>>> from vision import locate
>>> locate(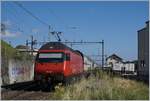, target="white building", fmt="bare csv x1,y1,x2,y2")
16,45,38,56
83,55,100,71
123,61,137,74
106,54,124,71
106,54,137,74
